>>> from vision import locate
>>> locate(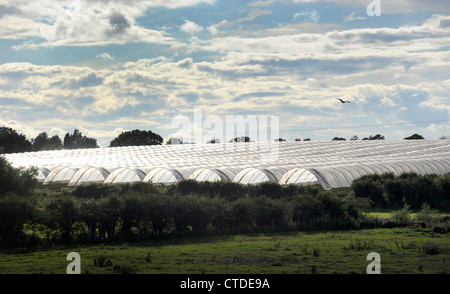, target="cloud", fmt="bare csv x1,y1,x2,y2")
107,11,132,35
4,0,214,49
345,12,366,22
180,20,203,34
96,52,114,60
1,13,449,142
211,8,272,32
292,10,320,23
310,0,450,14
